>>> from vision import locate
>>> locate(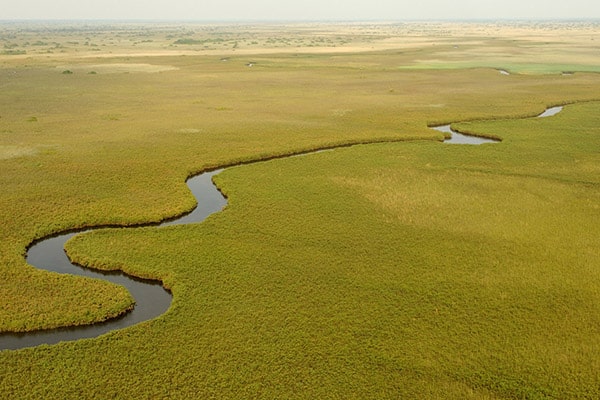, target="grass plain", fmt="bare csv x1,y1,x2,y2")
1,21,600,398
